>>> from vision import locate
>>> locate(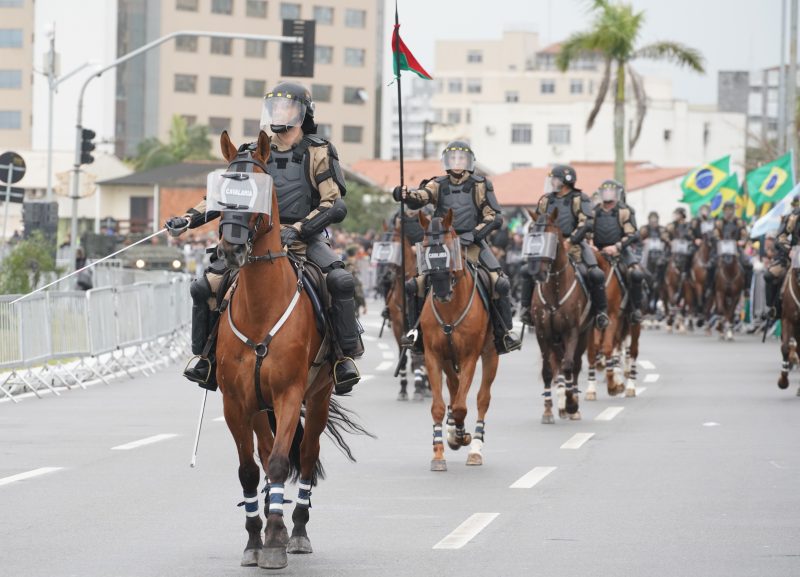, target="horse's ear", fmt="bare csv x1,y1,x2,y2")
418,210,430,231
220,131,237,163
255,130,270,163
443,208,454,231
548,206,559,224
